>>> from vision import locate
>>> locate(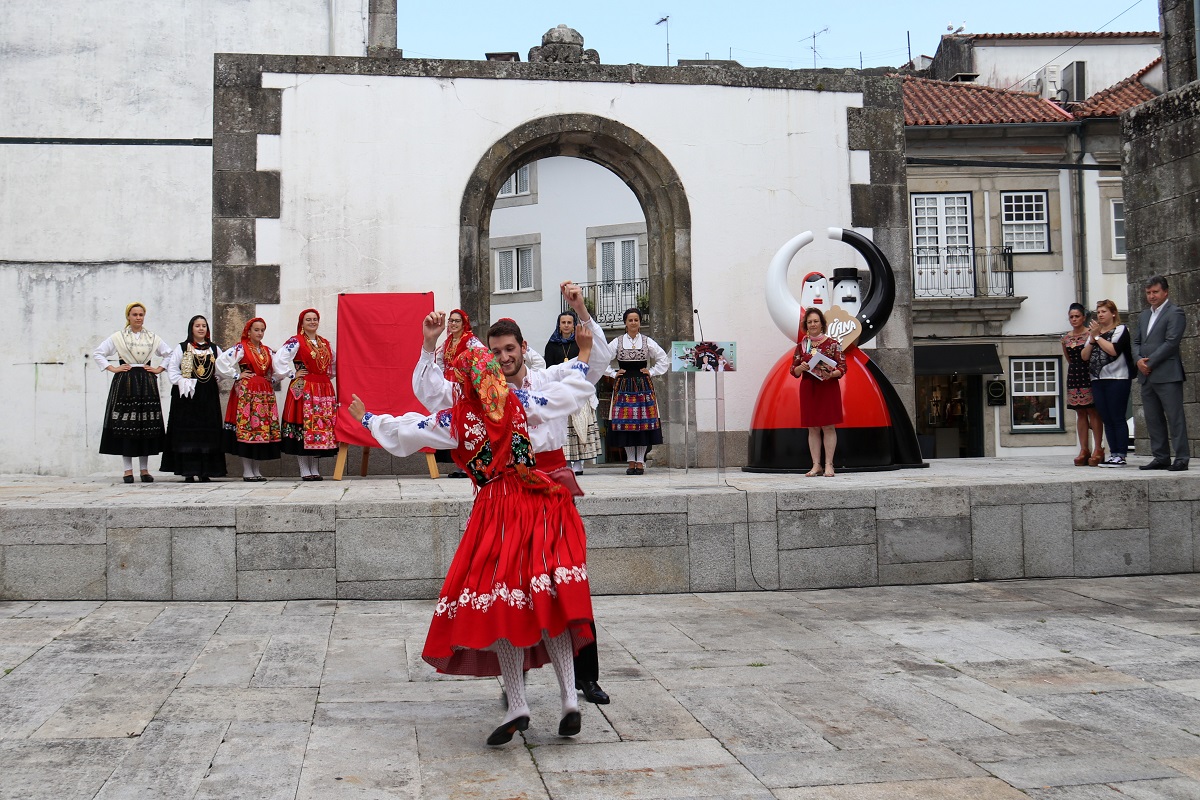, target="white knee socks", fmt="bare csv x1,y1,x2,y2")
242,459,256,479
297,455,316,477
138,455,149,472
491,639,530,724
542,630,580,715
624,446,647,464
122,456,133,472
